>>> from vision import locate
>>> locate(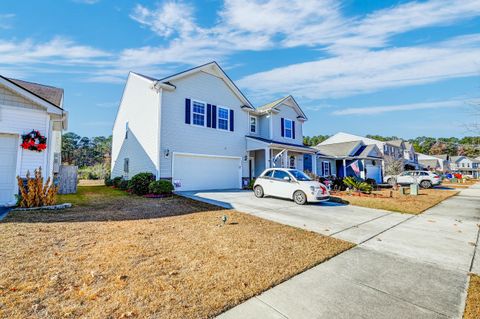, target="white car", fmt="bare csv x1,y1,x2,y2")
384,170,442,188
253,168,330,205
